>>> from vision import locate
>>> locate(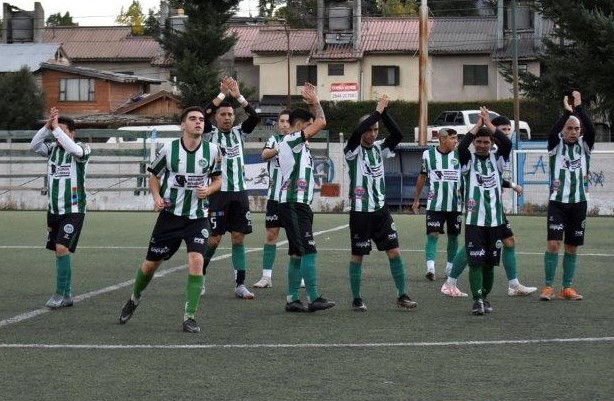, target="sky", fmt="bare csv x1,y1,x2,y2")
6,0,259,25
